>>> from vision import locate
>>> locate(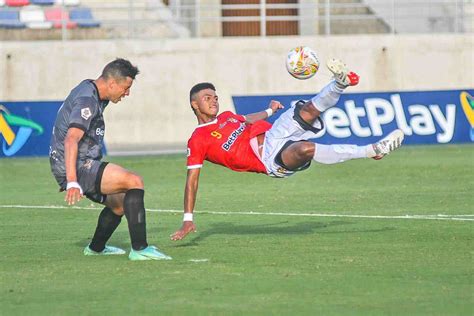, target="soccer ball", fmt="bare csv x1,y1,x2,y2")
286,46,320,80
